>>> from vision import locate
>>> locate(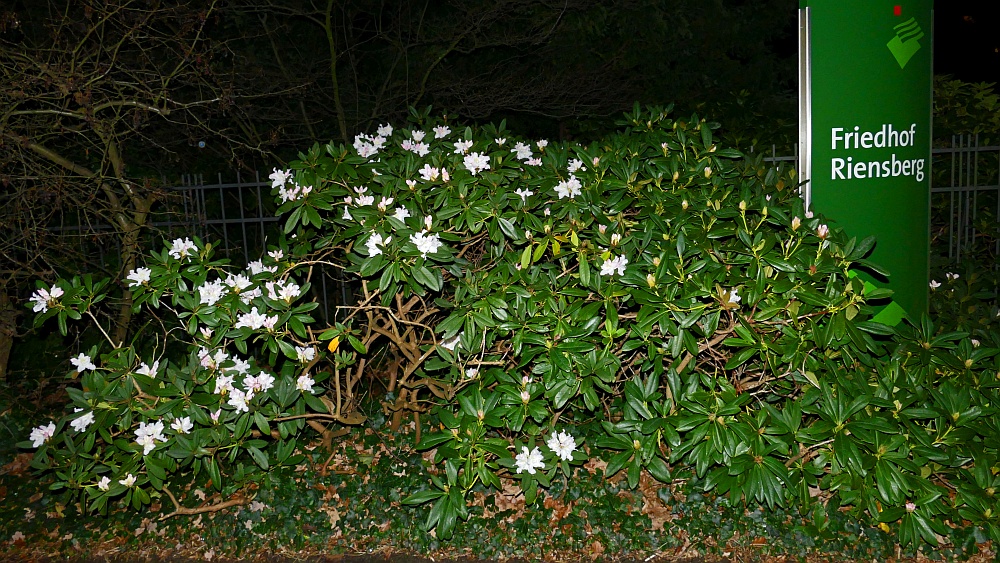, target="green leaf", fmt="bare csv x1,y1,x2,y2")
247,446,269,470
402,489,445,506
412,265,443,292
